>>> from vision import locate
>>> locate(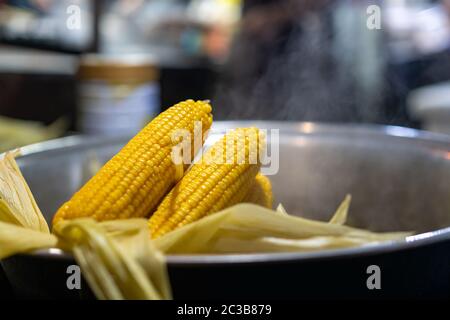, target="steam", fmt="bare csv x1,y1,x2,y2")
213,2,385,123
